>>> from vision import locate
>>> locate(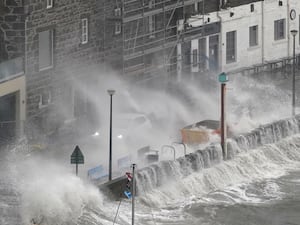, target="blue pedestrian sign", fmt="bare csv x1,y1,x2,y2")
124,190,132,199
218,72,228,83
